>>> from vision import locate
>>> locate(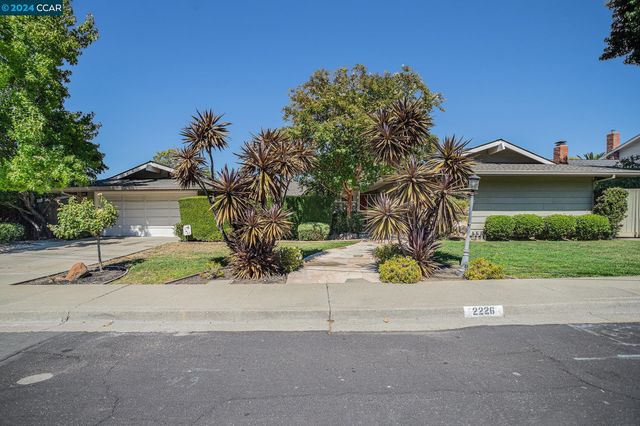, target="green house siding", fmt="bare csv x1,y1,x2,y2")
471,176,594,232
